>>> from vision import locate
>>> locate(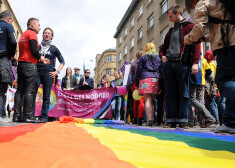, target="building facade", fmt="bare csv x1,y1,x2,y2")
0,0,23,60
94,49,116,88
114,0,210,71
